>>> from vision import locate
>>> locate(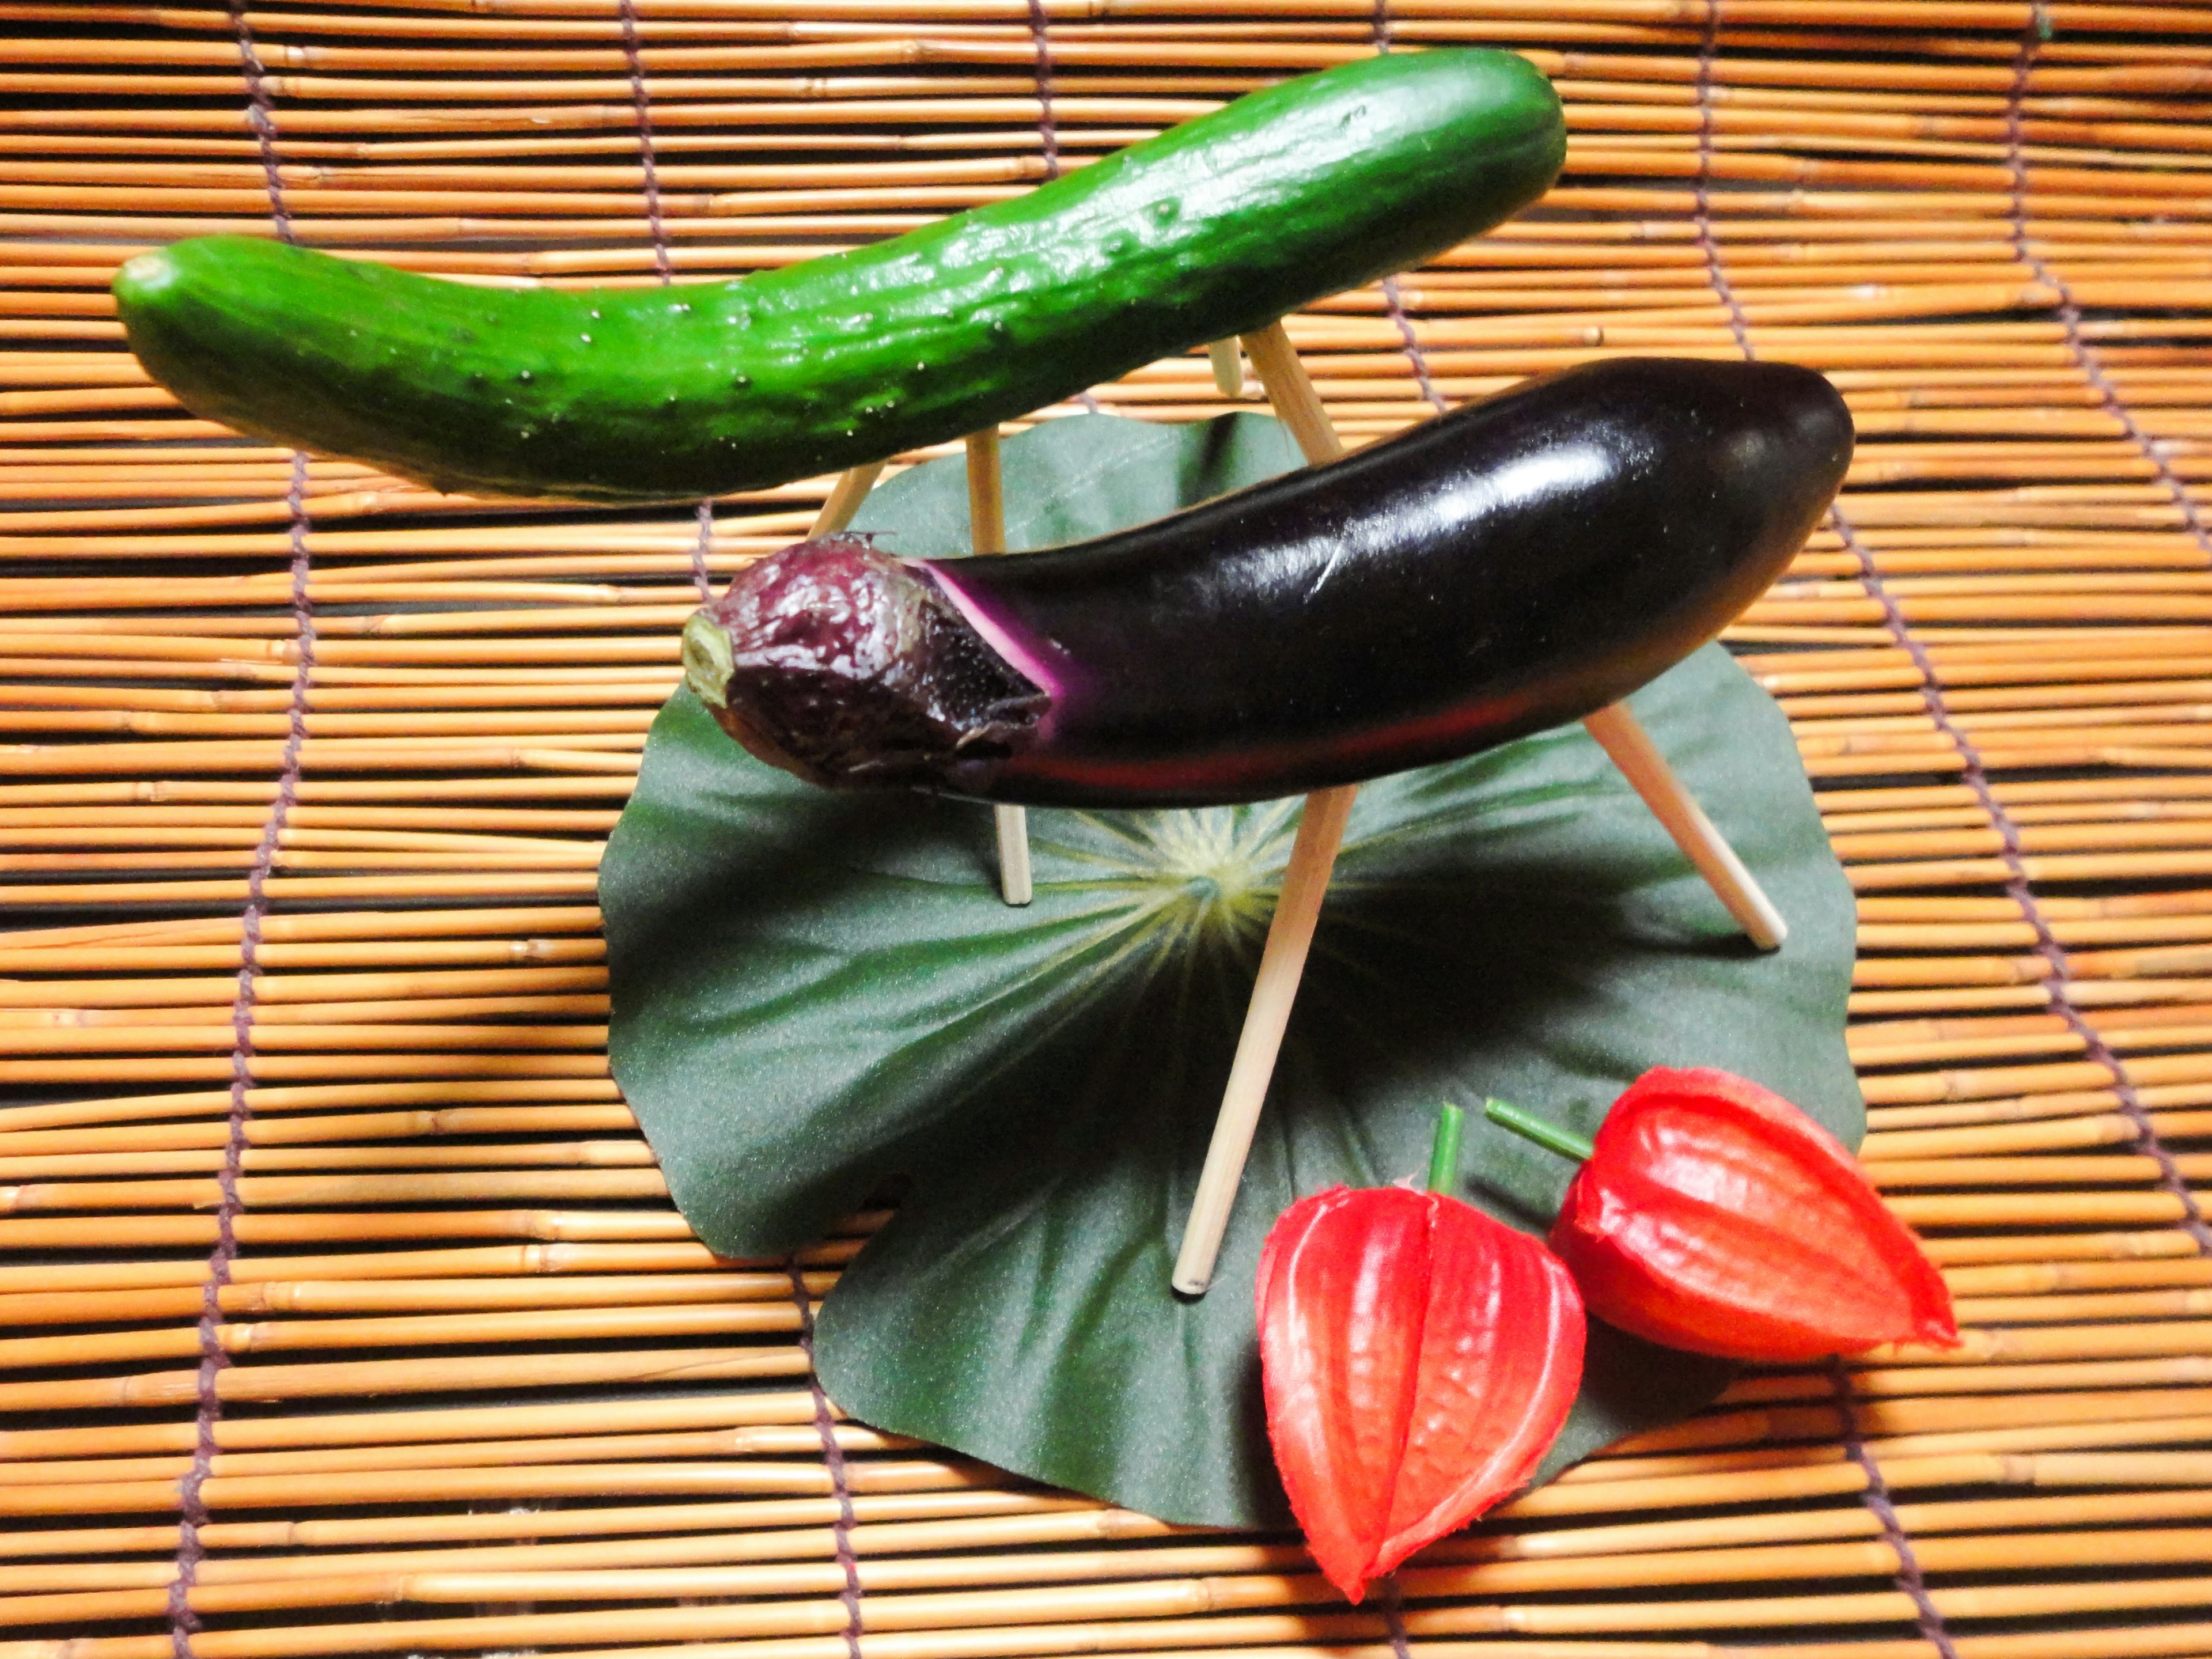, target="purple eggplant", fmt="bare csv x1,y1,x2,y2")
680,357,1851,808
